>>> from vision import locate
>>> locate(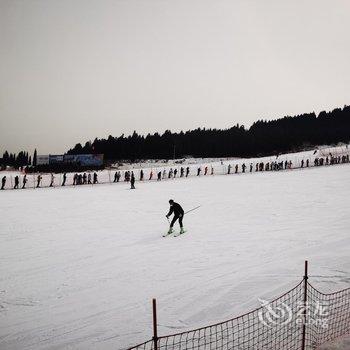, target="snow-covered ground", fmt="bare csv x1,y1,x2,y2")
0,162,349,349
